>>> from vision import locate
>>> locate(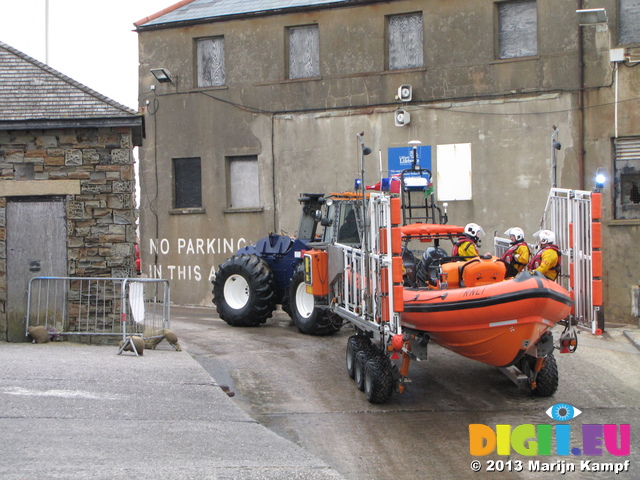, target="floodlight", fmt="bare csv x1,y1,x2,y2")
150,68,173,84
576,8,607,26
